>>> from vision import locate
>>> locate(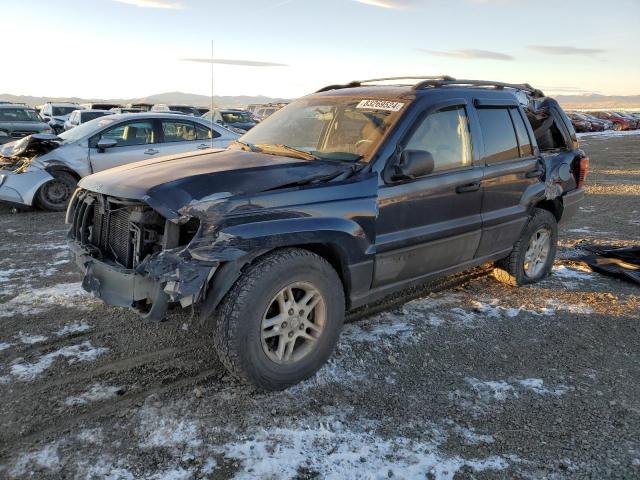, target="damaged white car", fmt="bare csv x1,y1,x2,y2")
0,113,239,211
